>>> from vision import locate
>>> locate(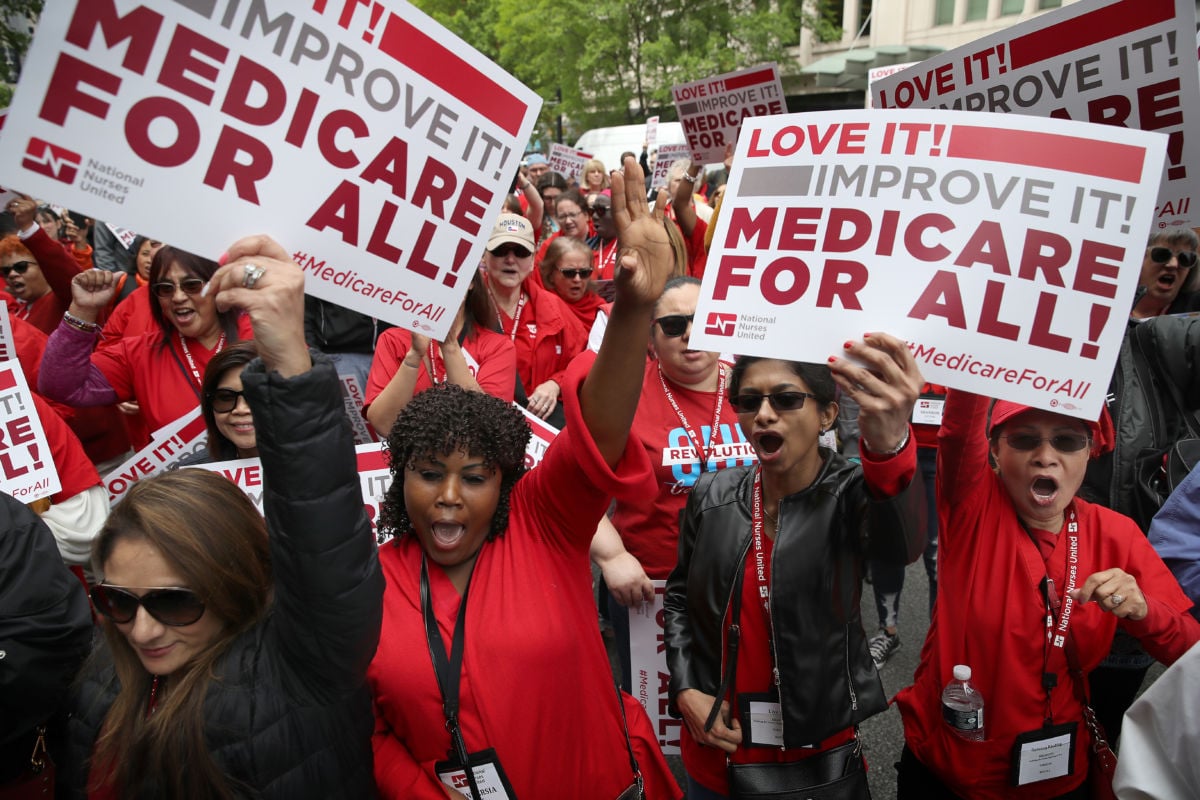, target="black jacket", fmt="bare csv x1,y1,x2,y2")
0,494,92,783
664,449,925,746
303,297,391,354
55,355,385,798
